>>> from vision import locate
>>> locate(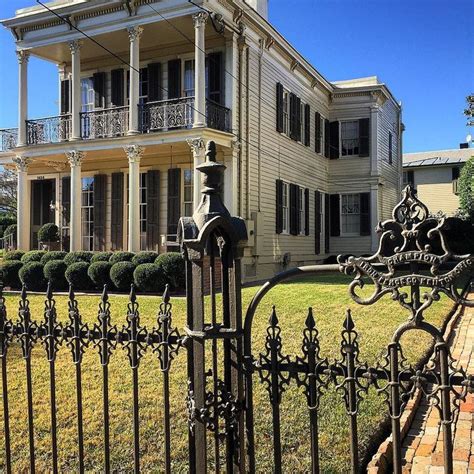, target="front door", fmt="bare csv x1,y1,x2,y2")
30,178,56,249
